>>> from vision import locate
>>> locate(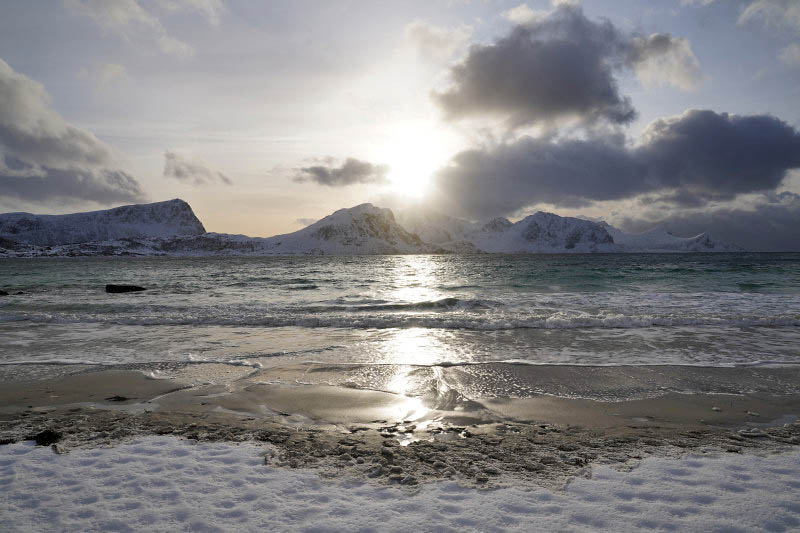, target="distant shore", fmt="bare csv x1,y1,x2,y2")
2,363,799,489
